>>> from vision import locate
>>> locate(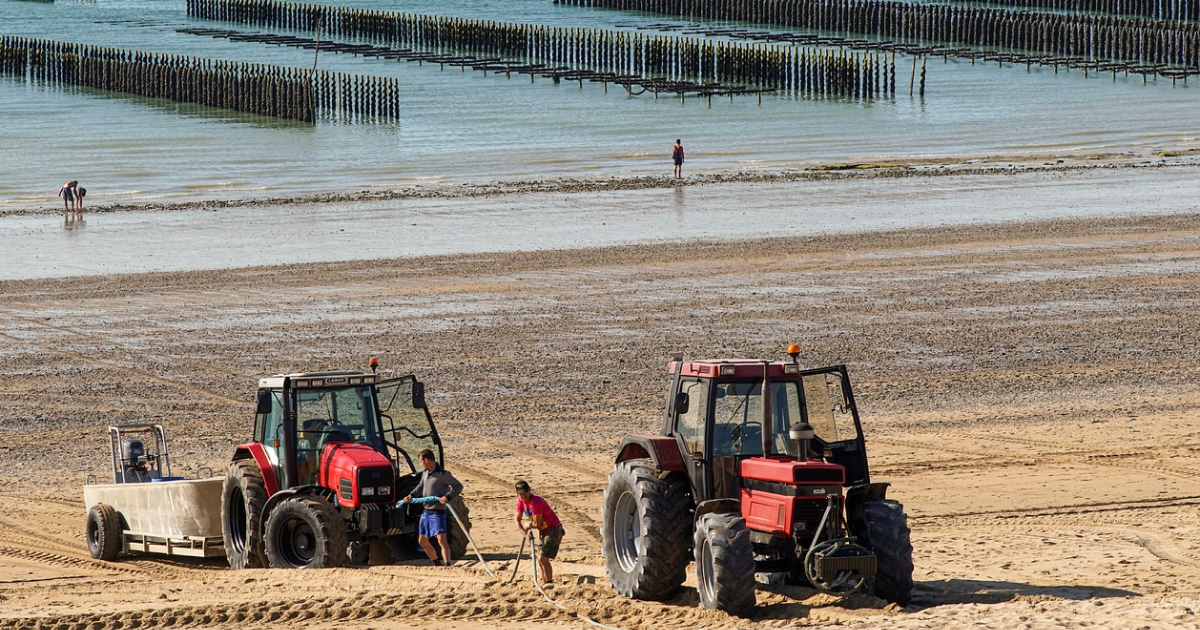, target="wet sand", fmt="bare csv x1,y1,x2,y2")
1,161,1200,629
